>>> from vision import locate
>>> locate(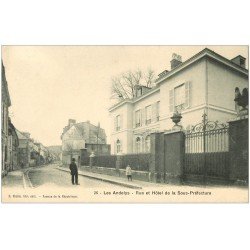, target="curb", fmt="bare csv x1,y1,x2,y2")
56,167,142,189
23,169,34,188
